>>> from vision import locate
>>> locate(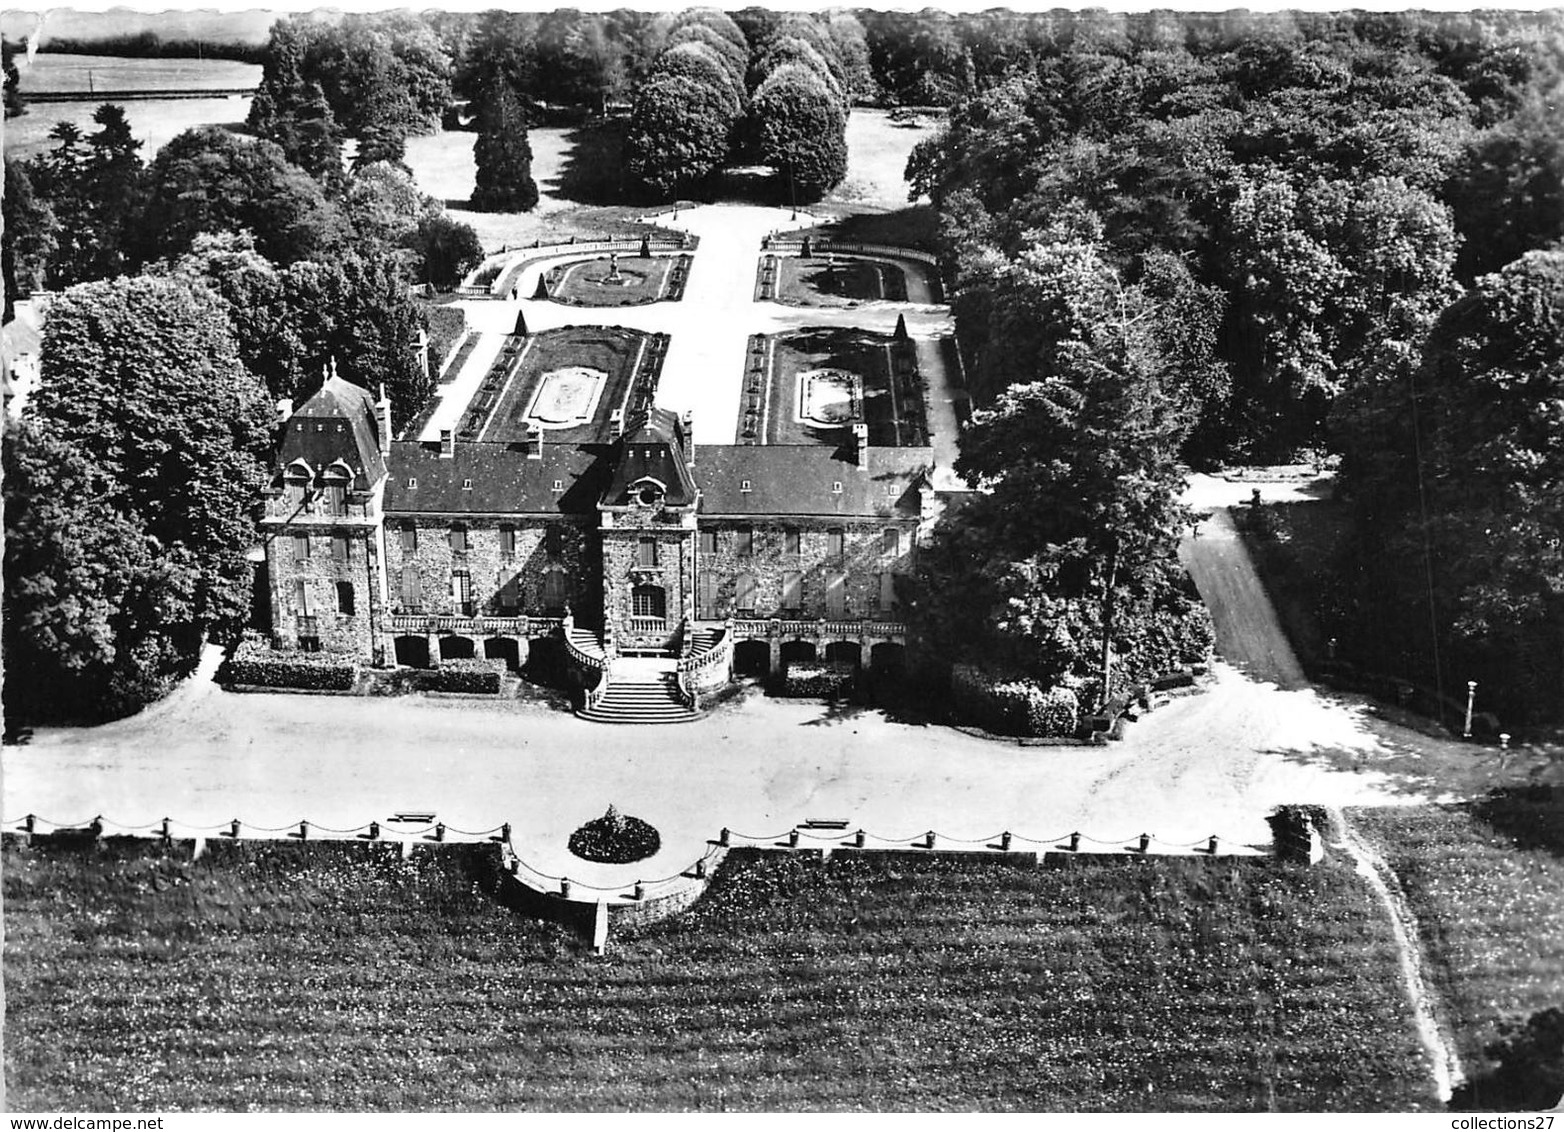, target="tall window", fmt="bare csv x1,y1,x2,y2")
827,528,845,559
735,572,757,615
784,528,800,556
498,574,520,613
545,524,563,558
452,569,472,615
401,524,418,553
449,526,468,555
826,573,846,619
322,483,345,514
698,572,718,619
882,528,900,557
293,578,312,615
881,572,898,613
638,536,658,568
336,581,356,616
736,526,754,556
500,526,516,557
632,584,666,619
781,571,802,612
699,529,717,556
292,534,311,564
332,535,349,563
541,568,568,613
400,569,422,611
